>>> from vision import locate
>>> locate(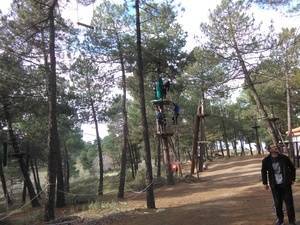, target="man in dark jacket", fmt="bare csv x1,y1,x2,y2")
261,144,296,225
